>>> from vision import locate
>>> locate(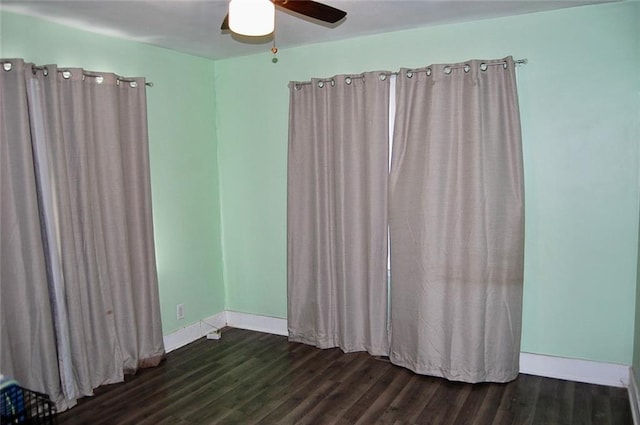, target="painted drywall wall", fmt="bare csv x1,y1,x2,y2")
633,0,640,385
0,11,225,334
215,1,640,365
